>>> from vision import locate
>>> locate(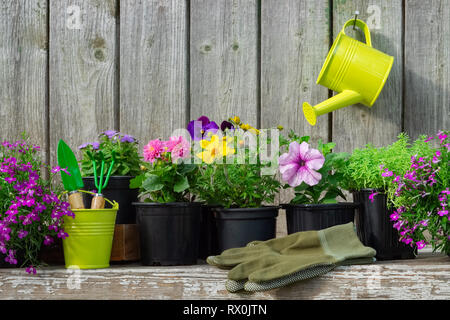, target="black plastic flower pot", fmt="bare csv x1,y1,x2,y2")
83,176,138,224
198,205,220,259
212,207,279,252
133,202,202,266
353,189,416,261
282,203,357,234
